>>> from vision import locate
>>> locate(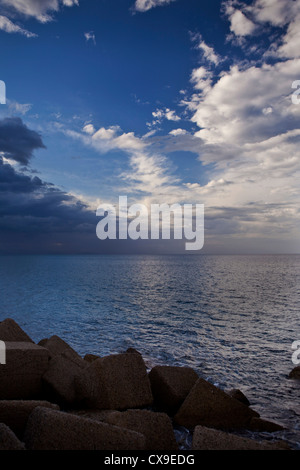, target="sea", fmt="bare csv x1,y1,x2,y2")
0,254,299,449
